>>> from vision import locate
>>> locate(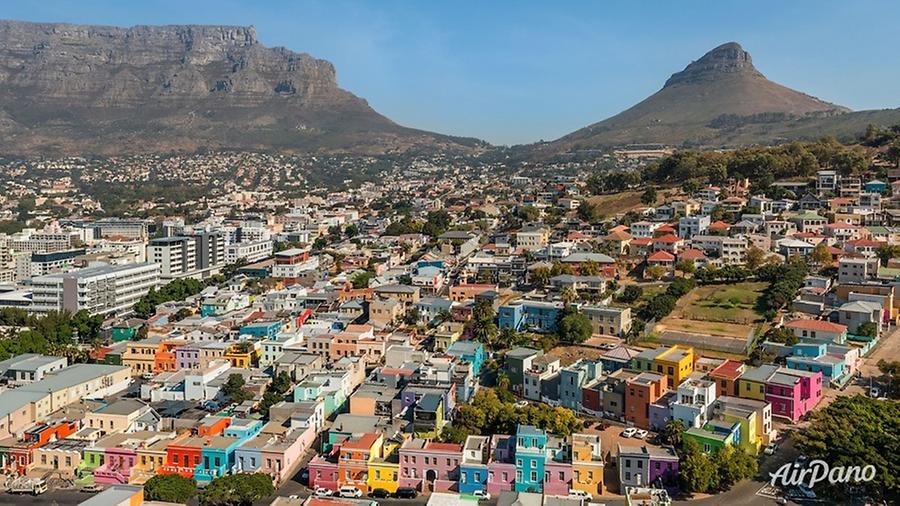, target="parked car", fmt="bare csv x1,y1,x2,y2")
313,487,333,497
764,442,778,455
369,488,390,498
514,400,529,408
634,429,648,439
395,487,418,499
621,427,637,438
80,484,104,493
568,489,593,501
338,486,362,498
869,386,881,398
473,490,491,501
